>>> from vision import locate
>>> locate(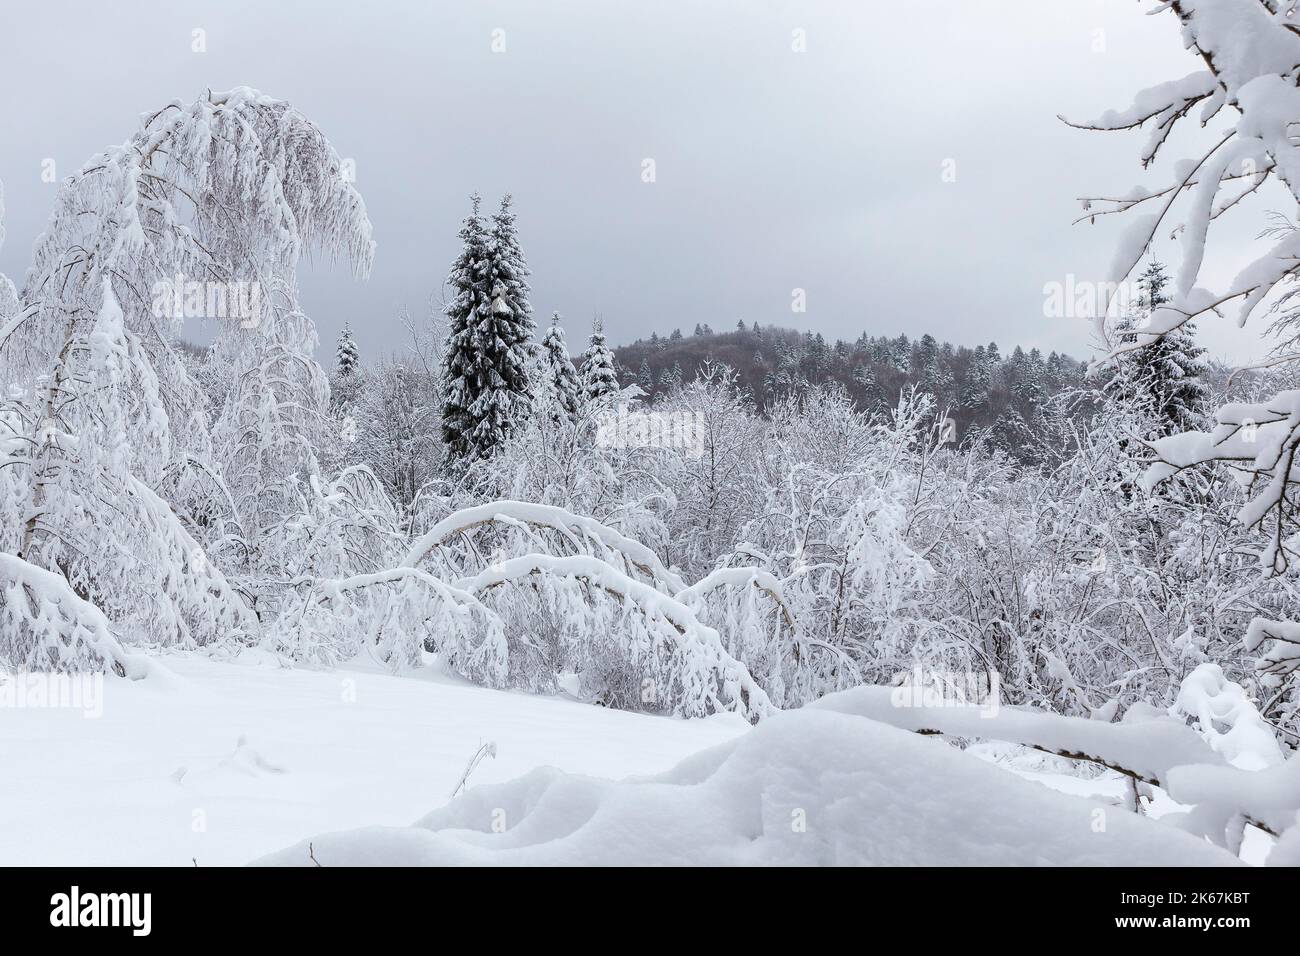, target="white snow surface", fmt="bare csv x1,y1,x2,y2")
0,653,747,866
1,656,1262,866
257,688,1240,867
